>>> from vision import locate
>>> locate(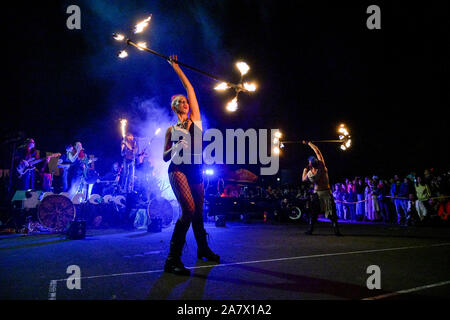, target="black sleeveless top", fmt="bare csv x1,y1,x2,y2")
168,119,203,183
